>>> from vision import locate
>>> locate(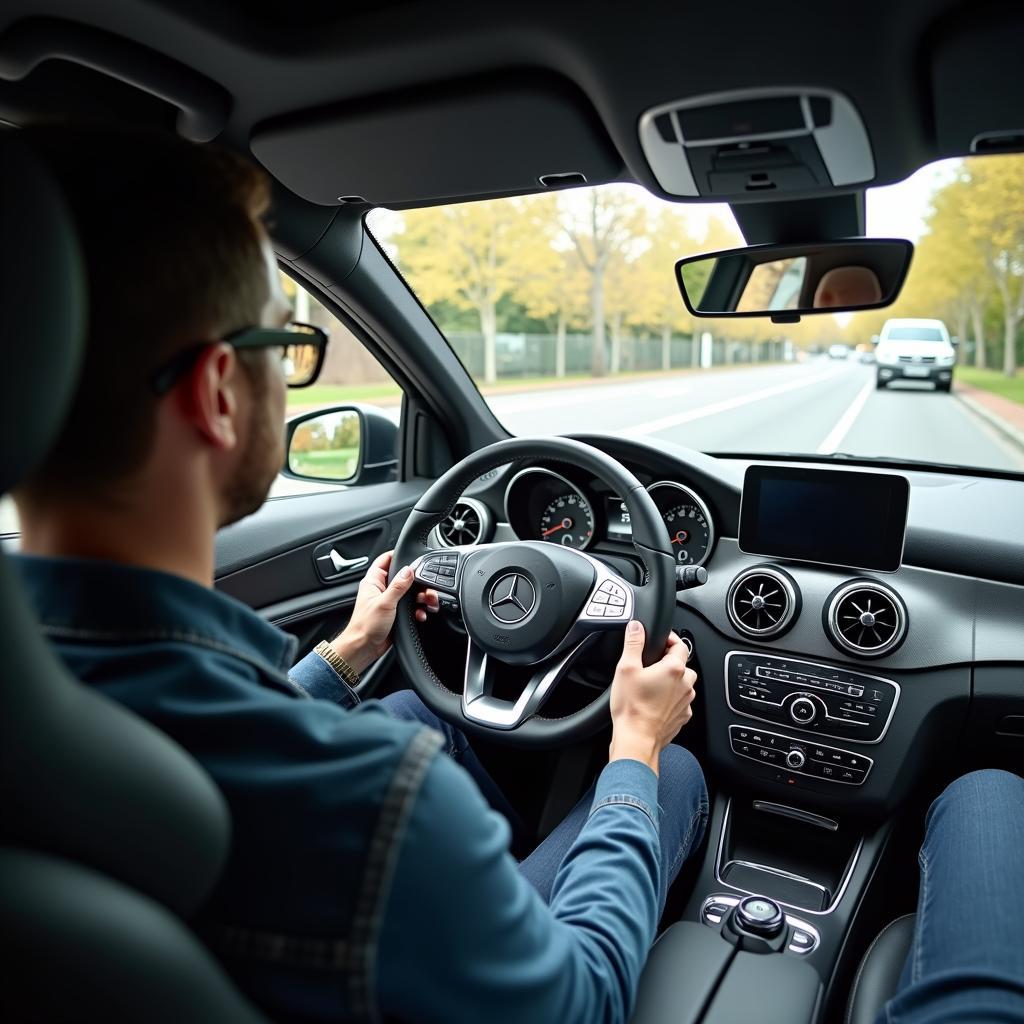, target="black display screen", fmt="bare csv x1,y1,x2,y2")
606,496,633,539
738,466,909,572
